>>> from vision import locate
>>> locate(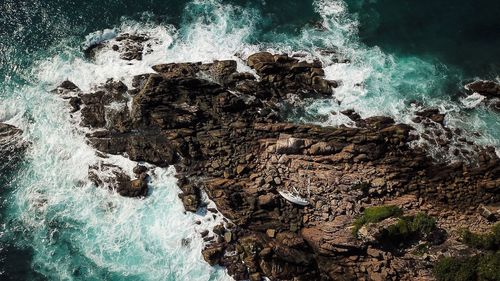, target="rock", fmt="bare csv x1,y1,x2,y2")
113,33,150,61
258,194,275,208
83,43,106,60
478,204,498,221
236,164,247,175
133,164,148,175
466,80,500,98
0,123,28,174
266,229,276,238
69,97,82,113
58,80,79,91
301,216,363,256
206,60,237,84
276,135,305,154
178,181,201,213
414,108,445,124
224,231,233,243
366,247,383,259
88,162,148,197
247,52,274,69
202,245,224,266
152,62,200,79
